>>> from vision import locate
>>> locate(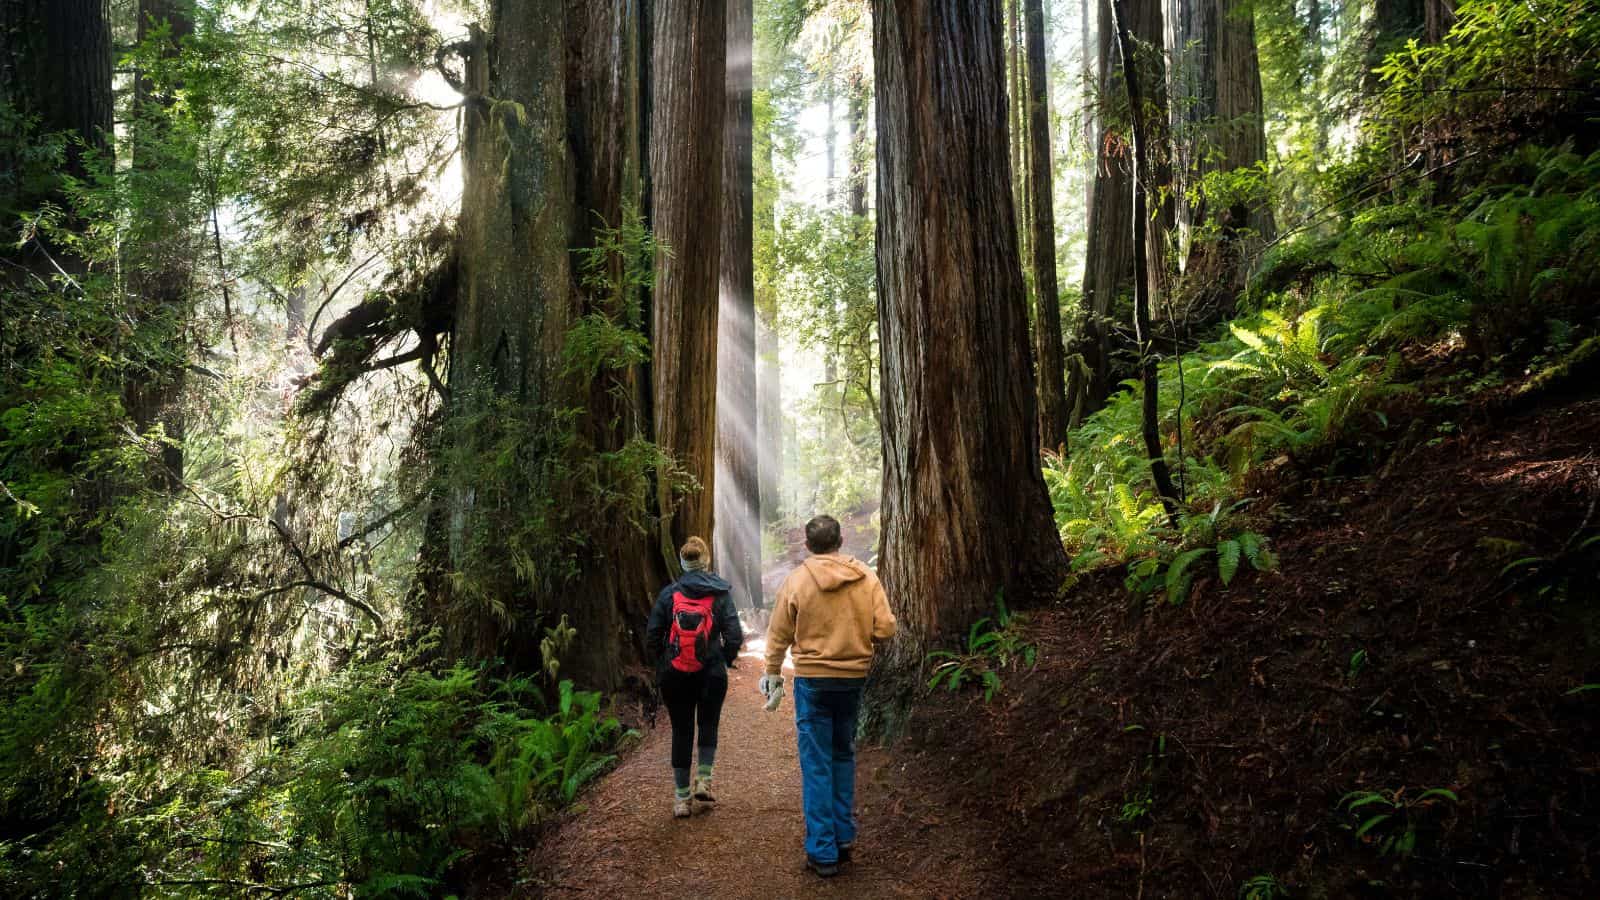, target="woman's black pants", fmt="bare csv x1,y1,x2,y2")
660,668,728,769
